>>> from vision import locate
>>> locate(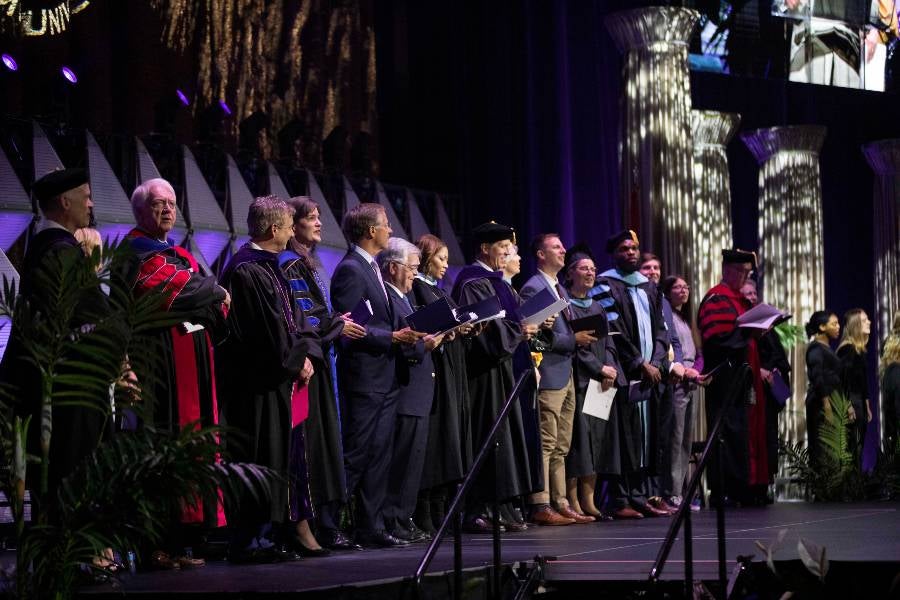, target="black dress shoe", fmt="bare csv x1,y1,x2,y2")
356,530,411,548
320,529,363,551
284,536,332,558
463,516,505,534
